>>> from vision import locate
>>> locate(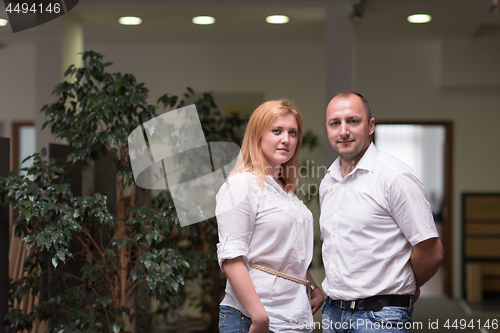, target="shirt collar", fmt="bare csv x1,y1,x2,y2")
327,142,378,180
356,142,378,172
327,157,342,181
